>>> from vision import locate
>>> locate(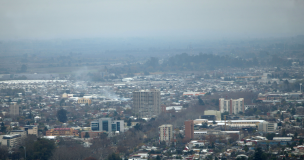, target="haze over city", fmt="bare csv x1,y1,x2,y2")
1,0,304,160
1,0,304,40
